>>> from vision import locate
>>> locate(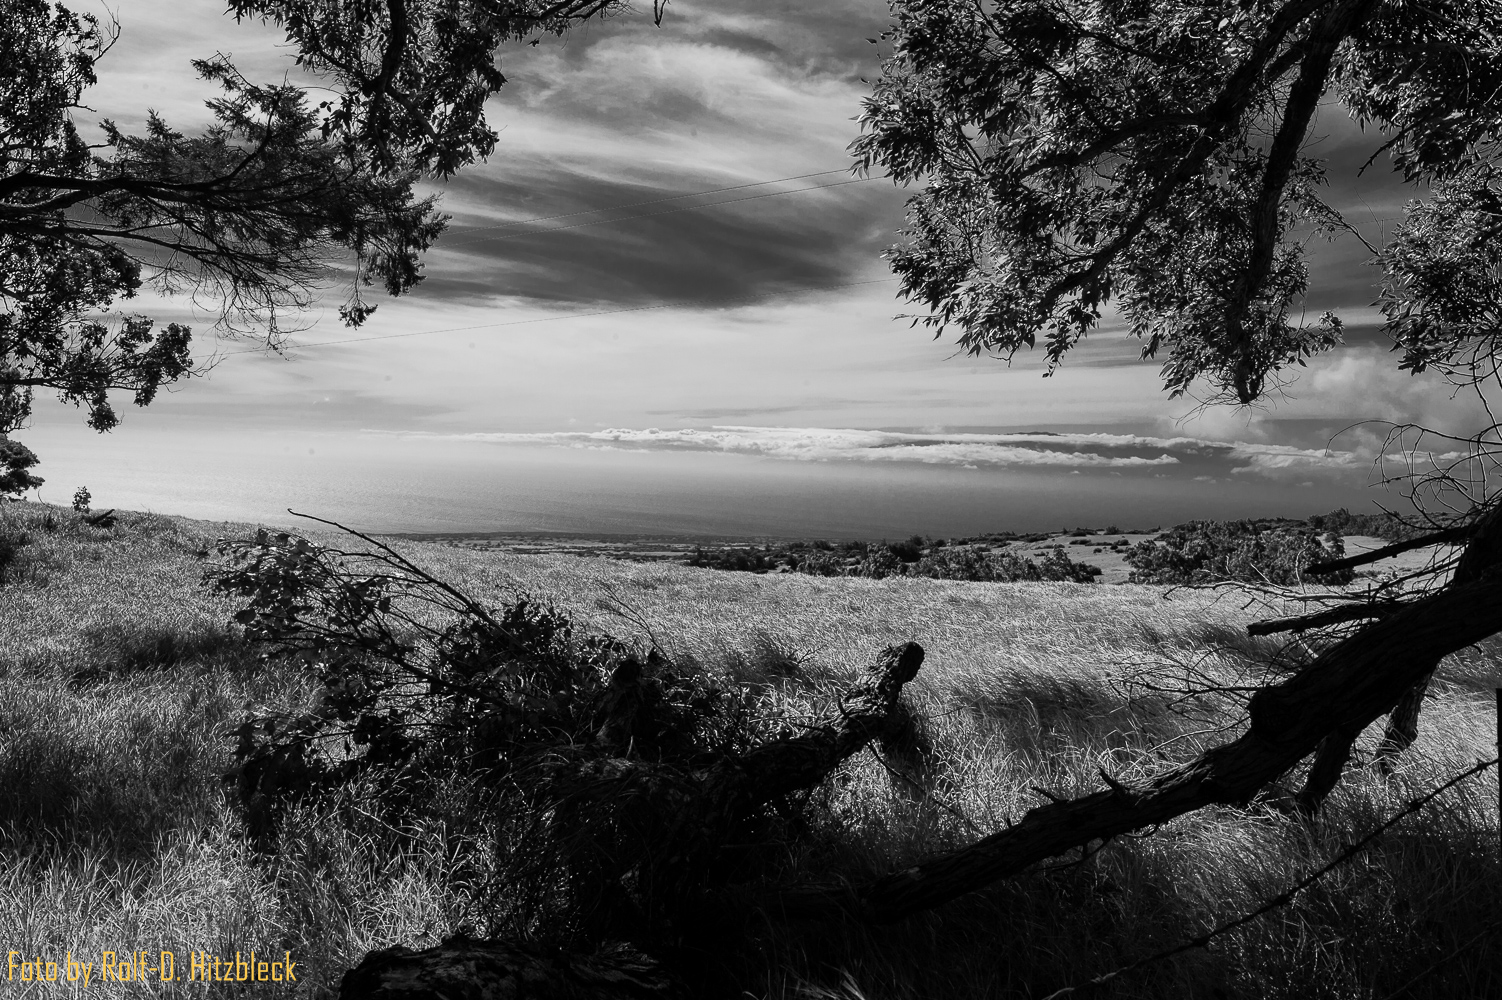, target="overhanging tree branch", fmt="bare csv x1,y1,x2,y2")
857,571,1502,922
